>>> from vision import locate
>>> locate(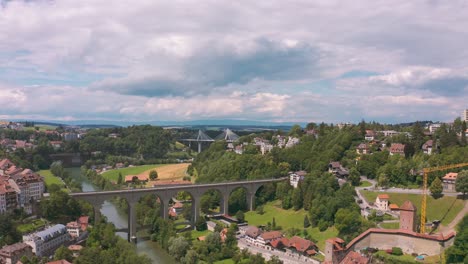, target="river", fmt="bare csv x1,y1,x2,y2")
66,168,176,264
